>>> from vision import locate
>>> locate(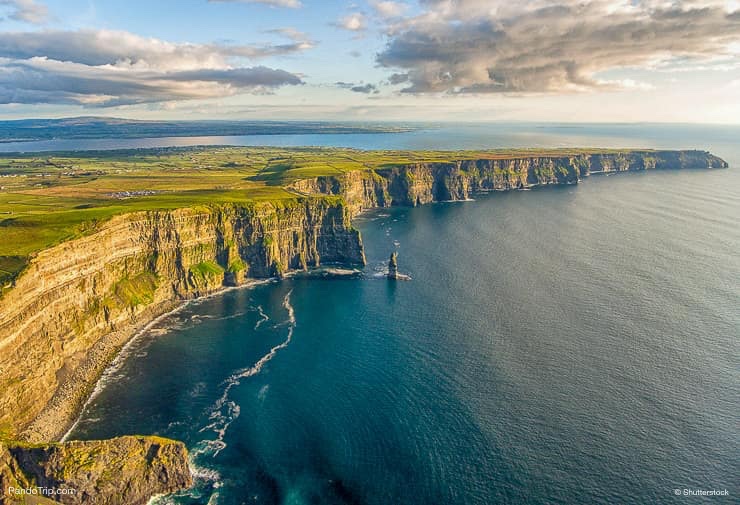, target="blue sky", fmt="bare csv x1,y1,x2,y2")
1,0,740,122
